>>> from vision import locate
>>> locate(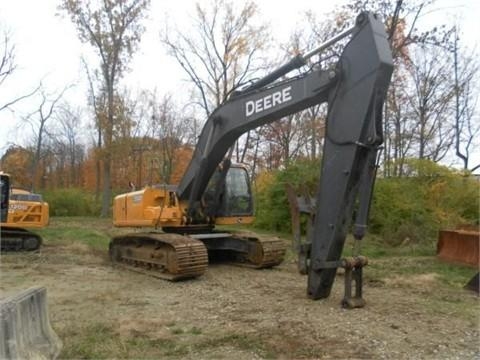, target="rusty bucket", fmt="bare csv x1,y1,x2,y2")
437,229,479,267
437,226,479,293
